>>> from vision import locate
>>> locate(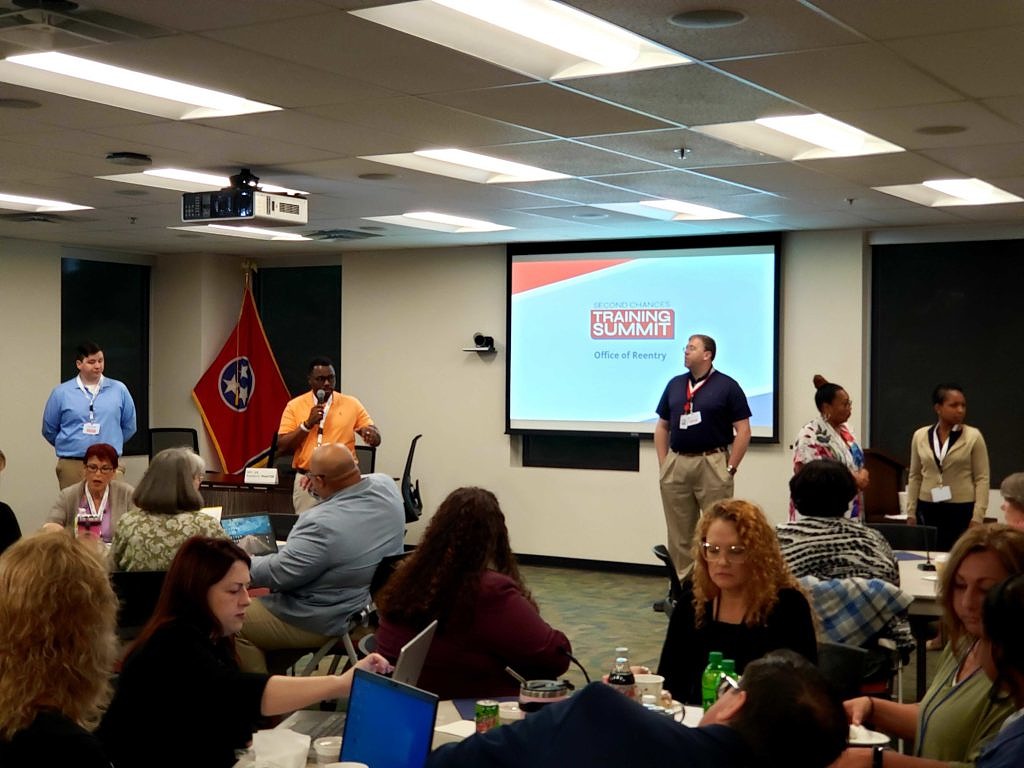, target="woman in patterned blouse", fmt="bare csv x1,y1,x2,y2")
790,374,869,520
112,447,226,571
